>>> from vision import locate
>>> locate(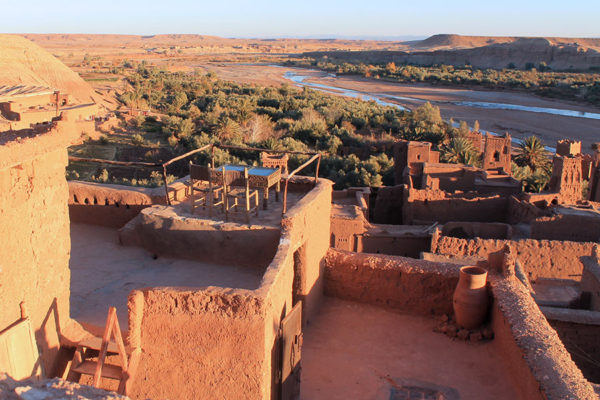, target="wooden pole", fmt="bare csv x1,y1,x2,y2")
314,154,321,183
162,165,171,206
